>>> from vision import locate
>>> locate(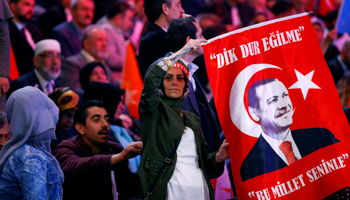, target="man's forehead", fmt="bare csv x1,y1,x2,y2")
90,30,107,41
0,122,9,134
38,50,61,55
256,80,288,98
86,106,108,117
